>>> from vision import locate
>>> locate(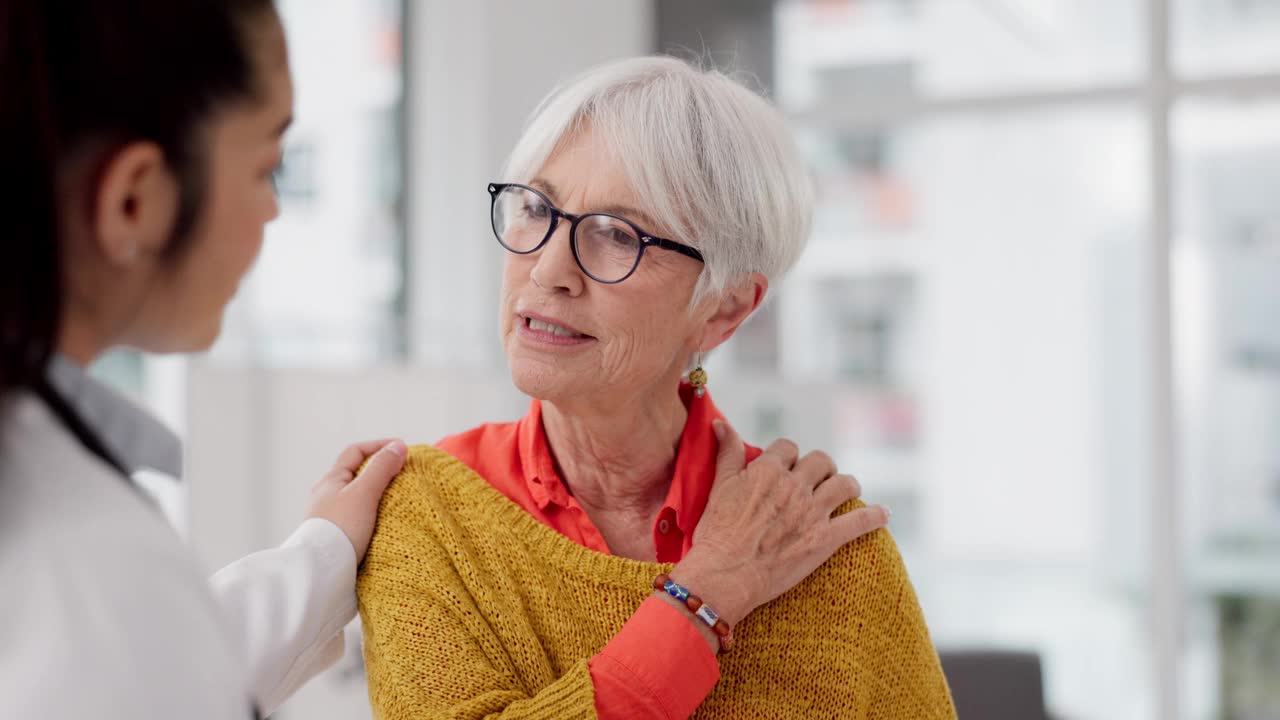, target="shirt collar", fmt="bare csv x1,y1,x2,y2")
516,398,568,510
46,354,183,478
665,381,726,537
515,381,726,535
